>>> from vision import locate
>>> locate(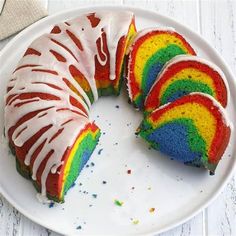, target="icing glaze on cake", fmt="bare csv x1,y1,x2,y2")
4,11,136,202
138,93,231,173
145,55,229,112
